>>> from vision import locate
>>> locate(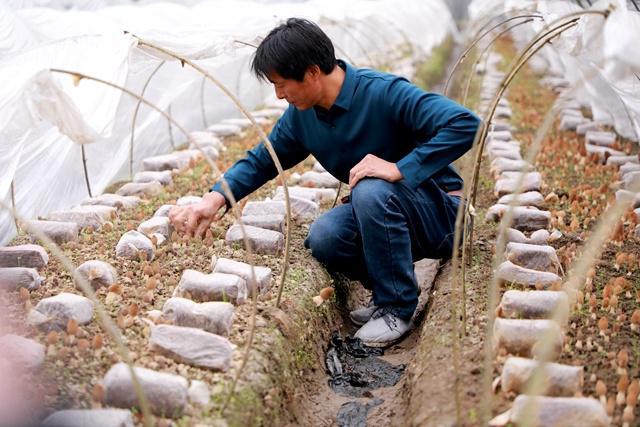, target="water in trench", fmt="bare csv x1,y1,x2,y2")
325,331,406,426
